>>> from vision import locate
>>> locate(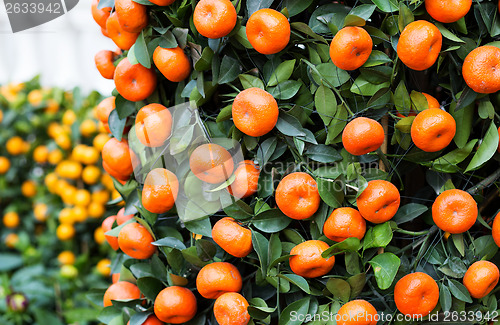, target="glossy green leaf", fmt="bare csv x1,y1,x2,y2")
368,253,400,290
